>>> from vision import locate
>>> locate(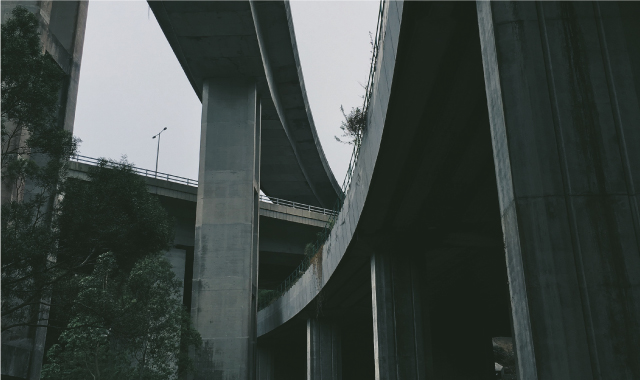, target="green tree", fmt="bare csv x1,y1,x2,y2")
42,253,201,380
57,159,174,272
42,160,201,378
